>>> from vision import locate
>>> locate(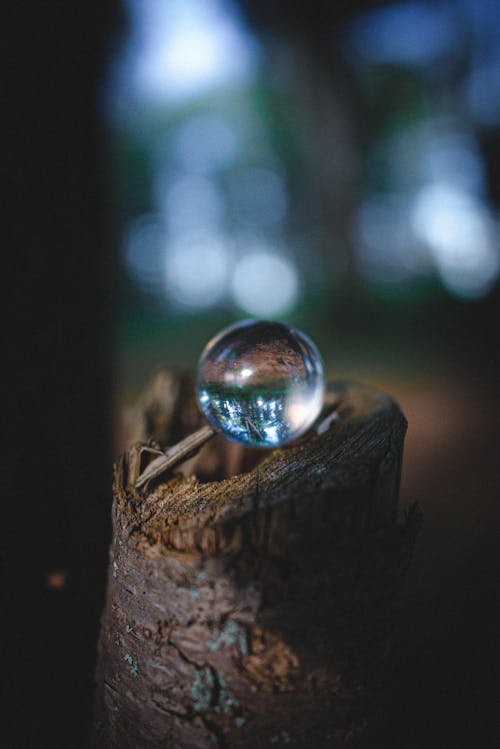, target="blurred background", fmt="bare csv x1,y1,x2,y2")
7,0,500,747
